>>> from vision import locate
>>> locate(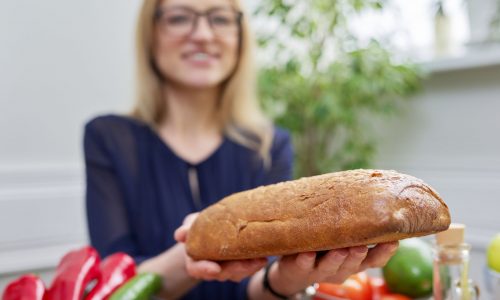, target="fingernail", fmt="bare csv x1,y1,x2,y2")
298,252,315,268
388,244,399,252
353,246,368,254
206,267,219,275
336,249,349,258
